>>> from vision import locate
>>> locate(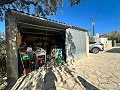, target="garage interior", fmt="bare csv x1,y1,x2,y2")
17,21,67,75
18,24,66,51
